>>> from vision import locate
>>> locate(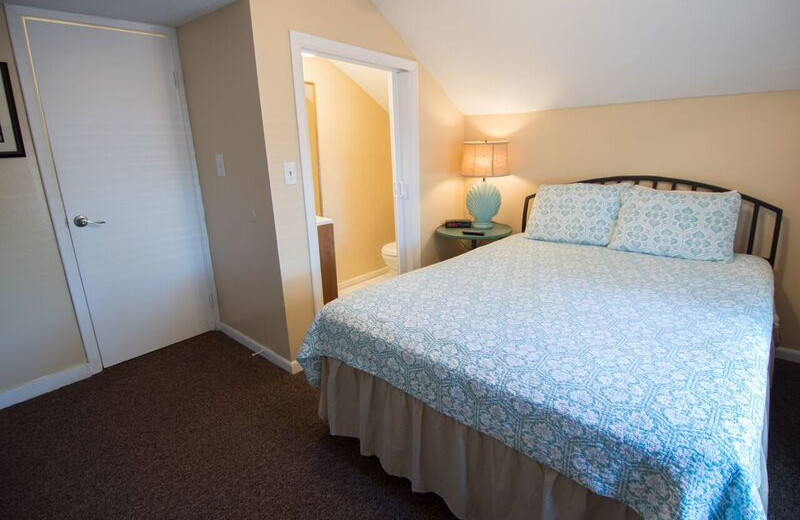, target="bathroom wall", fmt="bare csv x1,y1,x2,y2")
302,56,395,284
